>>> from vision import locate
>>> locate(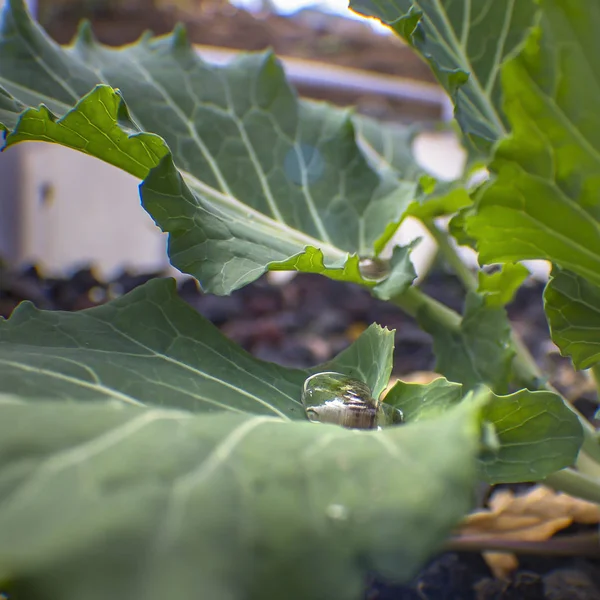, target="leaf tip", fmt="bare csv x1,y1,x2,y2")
171,23,190,49
75,19,97,47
